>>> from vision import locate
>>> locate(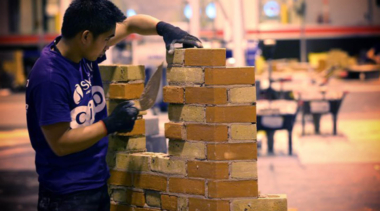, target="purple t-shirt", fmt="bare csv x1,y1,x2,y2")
26,36,109,194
